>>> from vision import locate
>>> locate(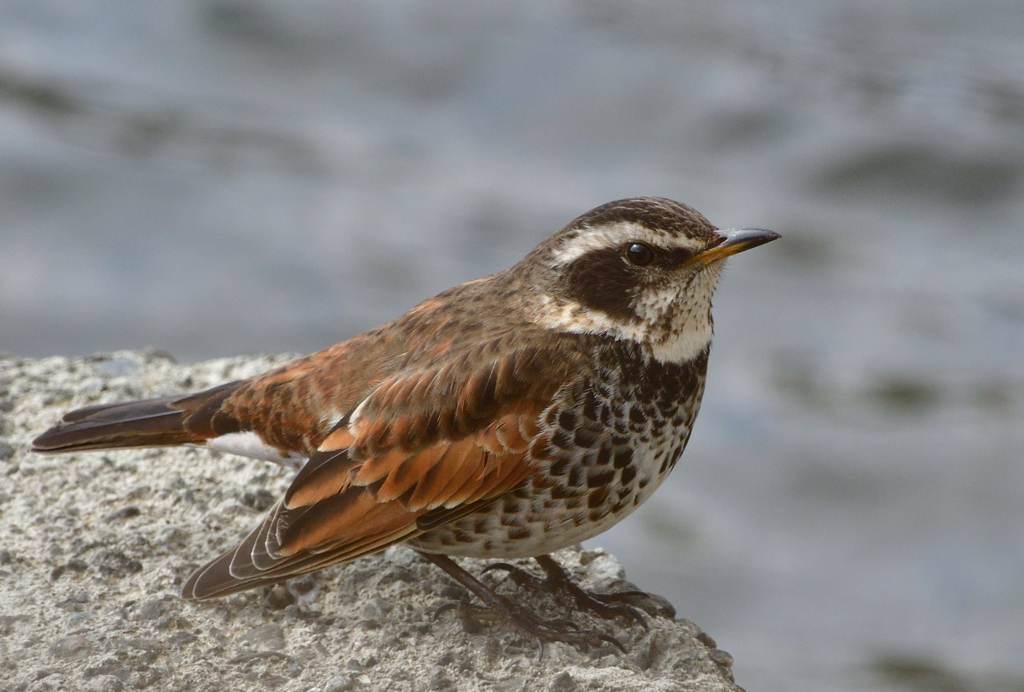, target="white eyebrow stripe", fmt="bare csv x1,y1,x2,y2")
551,221,706,265
530,292,715,364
